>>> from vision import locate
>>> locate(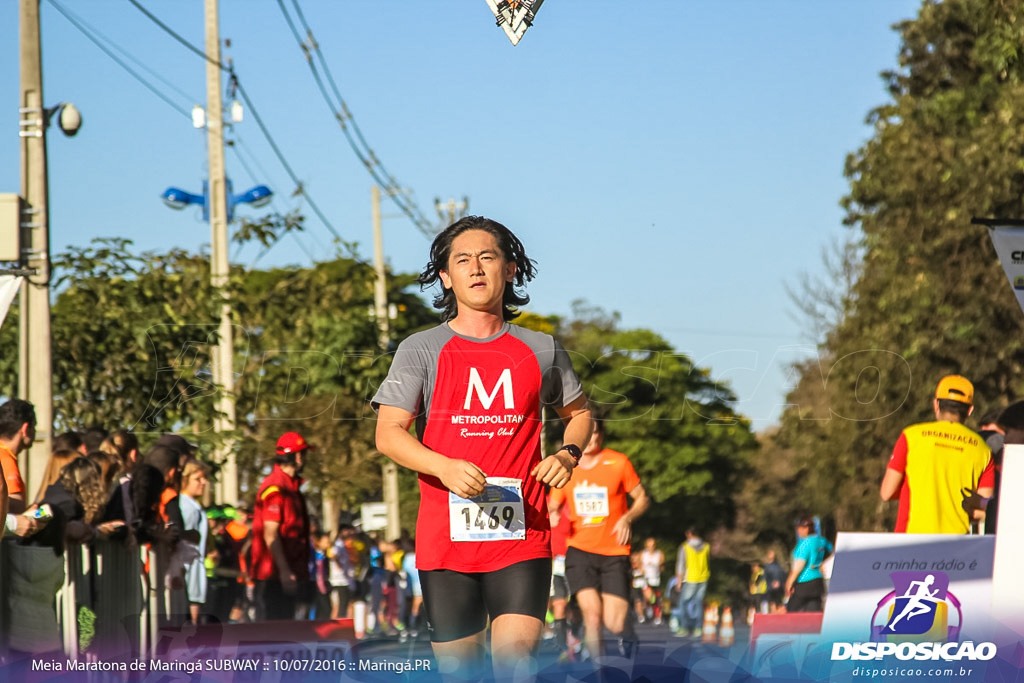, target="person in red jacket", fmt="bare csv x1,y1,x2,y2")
251,432,313,620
